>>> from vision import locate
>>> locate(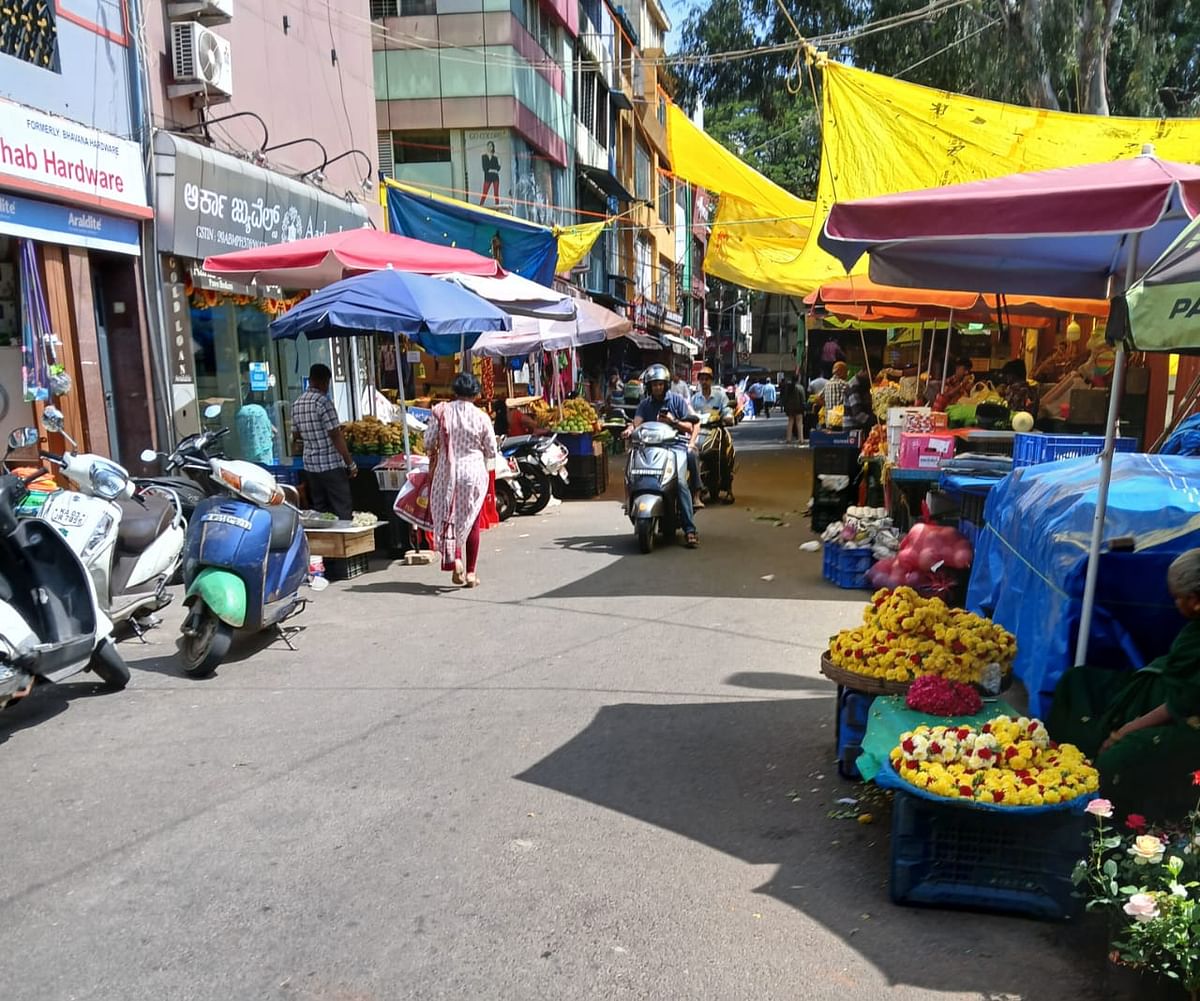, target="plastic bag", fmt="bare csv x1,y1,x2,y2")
393,469,434,531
